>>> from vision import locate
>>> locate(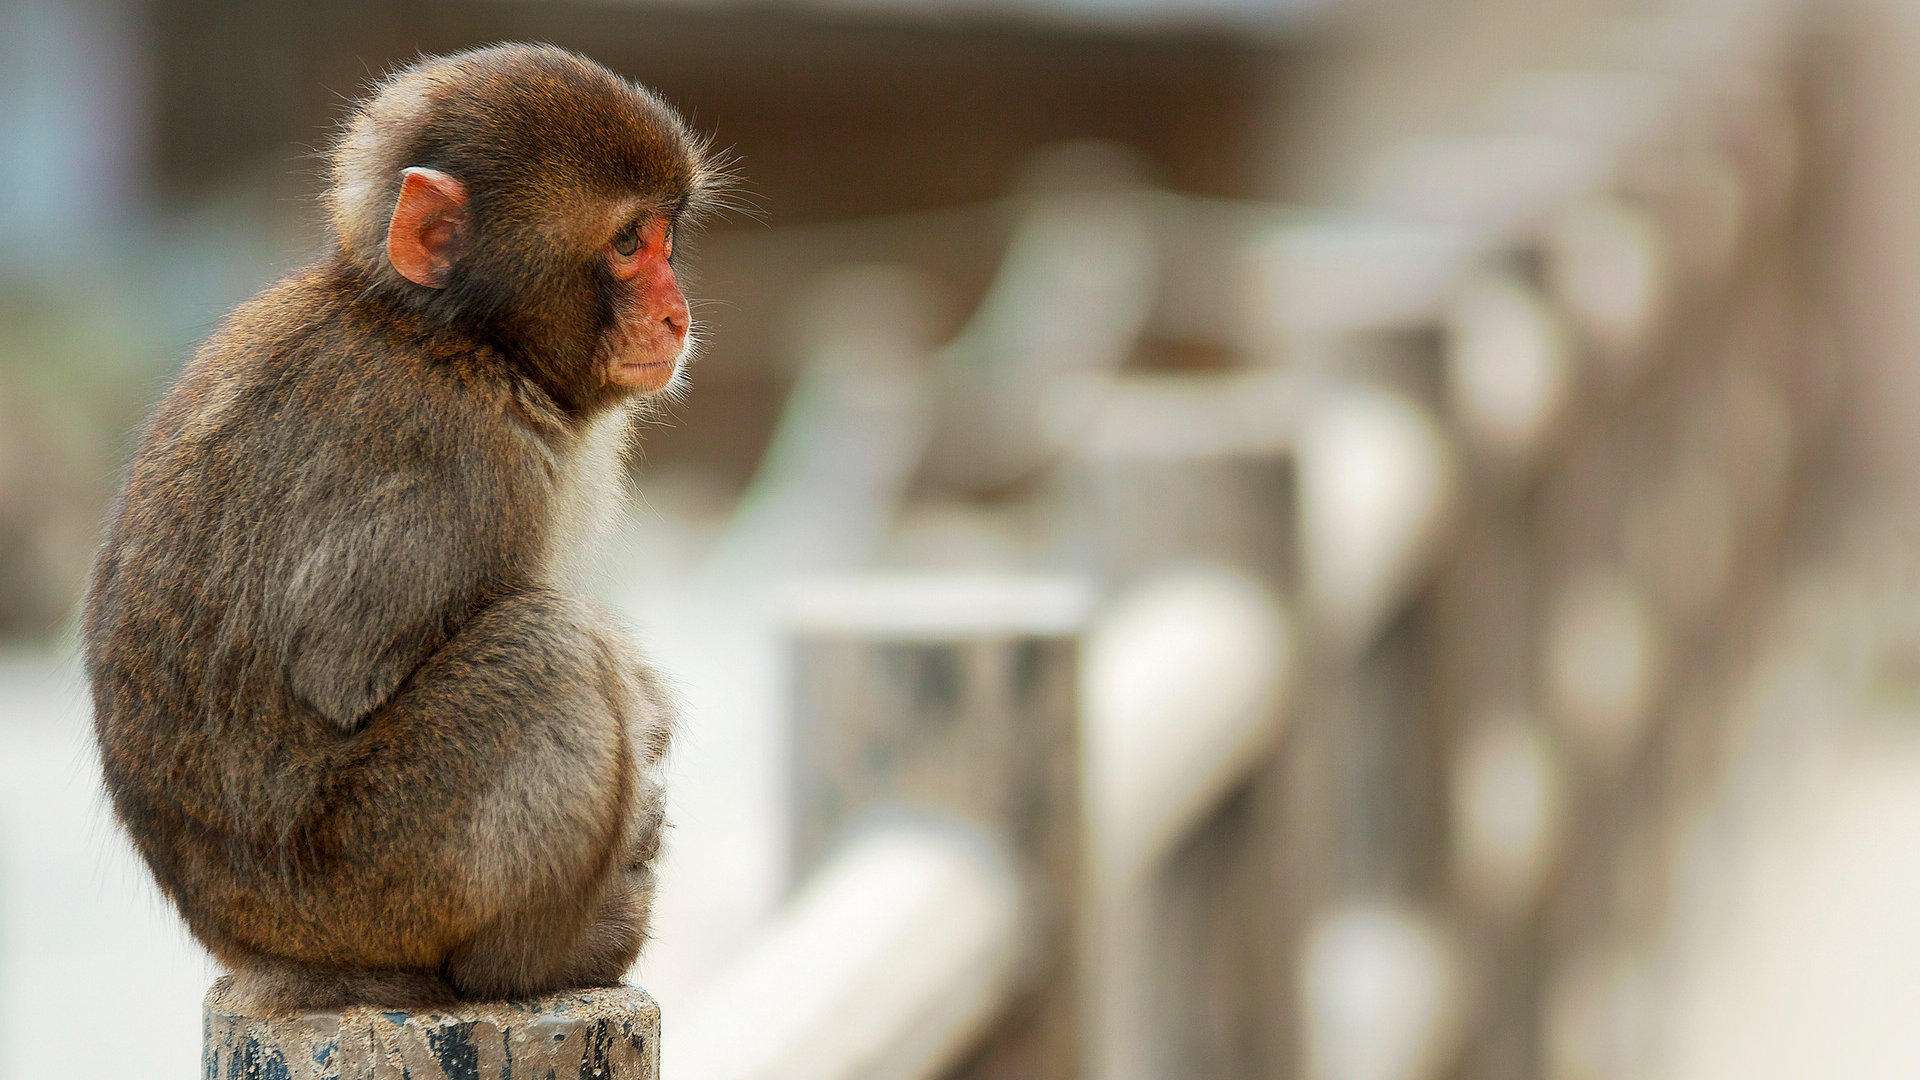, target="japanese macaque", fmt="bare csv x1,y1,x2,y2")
83,44,727,1010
